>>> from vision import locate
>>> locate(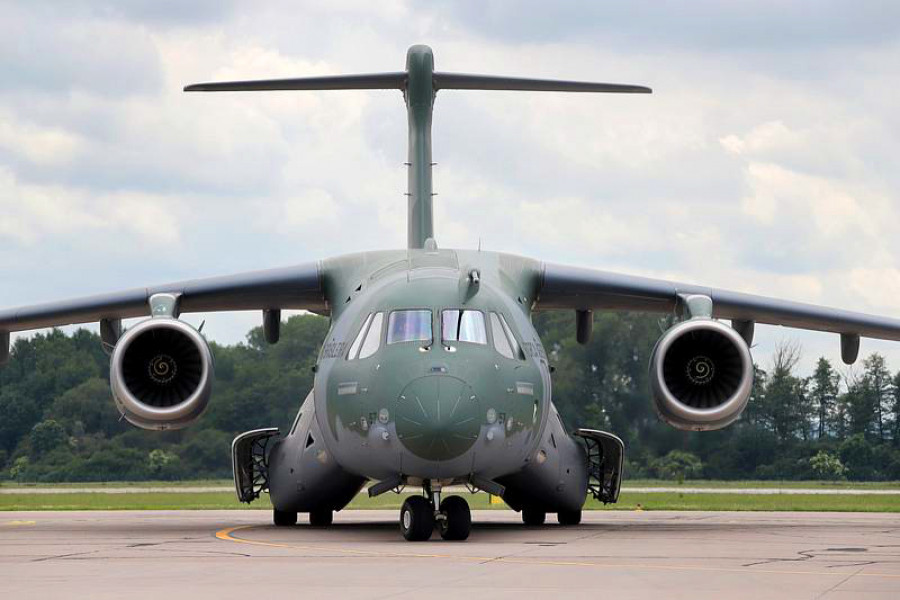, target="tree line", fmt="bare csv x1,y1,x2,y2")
2,312,899,482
